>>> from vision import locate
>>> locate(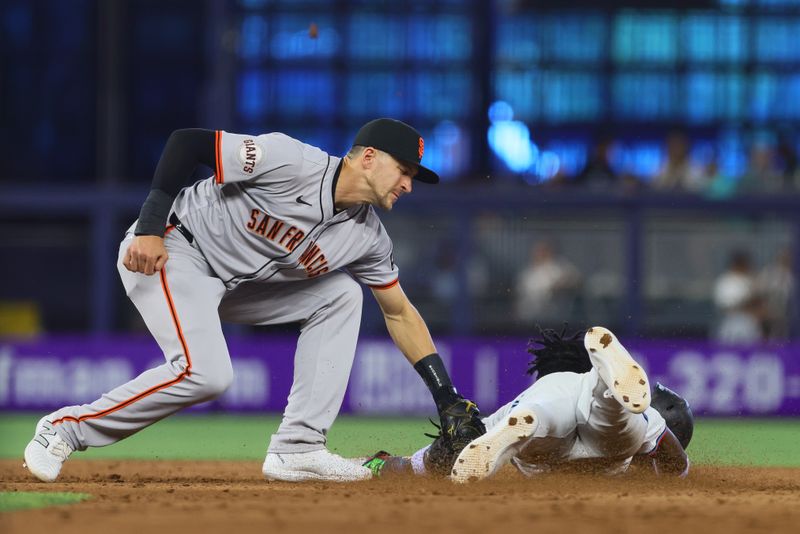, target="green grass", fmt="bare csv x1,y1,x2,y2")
0,492,89,512
687,419,800,467
1,413,799,466
0,413,432,460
